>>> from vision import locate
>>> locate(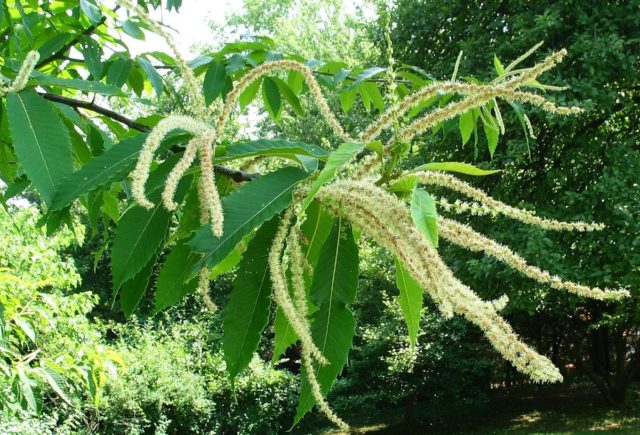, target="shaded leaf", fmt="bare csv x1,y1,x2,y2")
154,241,199,312
203,61,227,105
111,156,191,293
395,259,423,347
262,77,281,120
223,217,279,381
295,218,359,423
120,258,154,317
